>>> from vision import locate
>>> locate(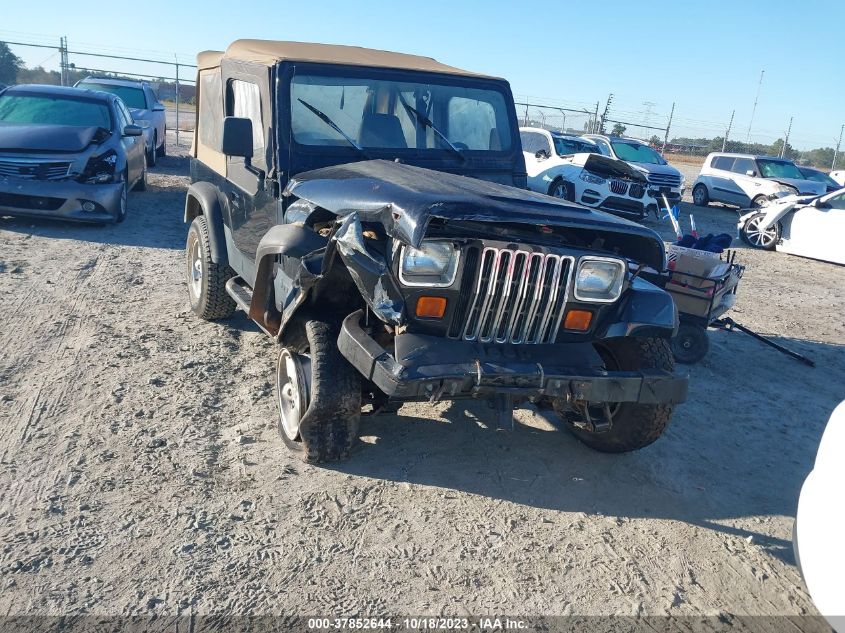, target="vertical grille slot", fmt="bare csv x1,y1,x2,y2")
456,247,573,344
447,246,479,338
